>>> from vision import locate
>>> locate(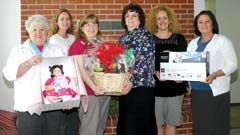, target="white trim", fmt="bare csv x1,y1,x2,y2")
194,0,205,16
